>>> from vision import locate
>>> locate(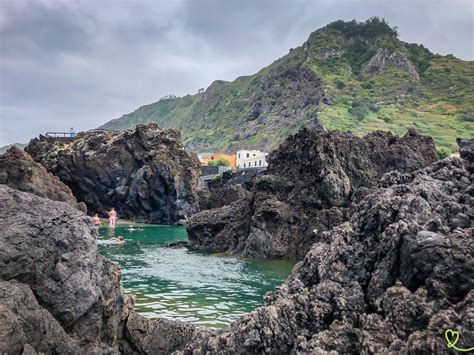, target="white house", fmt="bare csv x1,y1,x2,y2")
236,149,268,169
